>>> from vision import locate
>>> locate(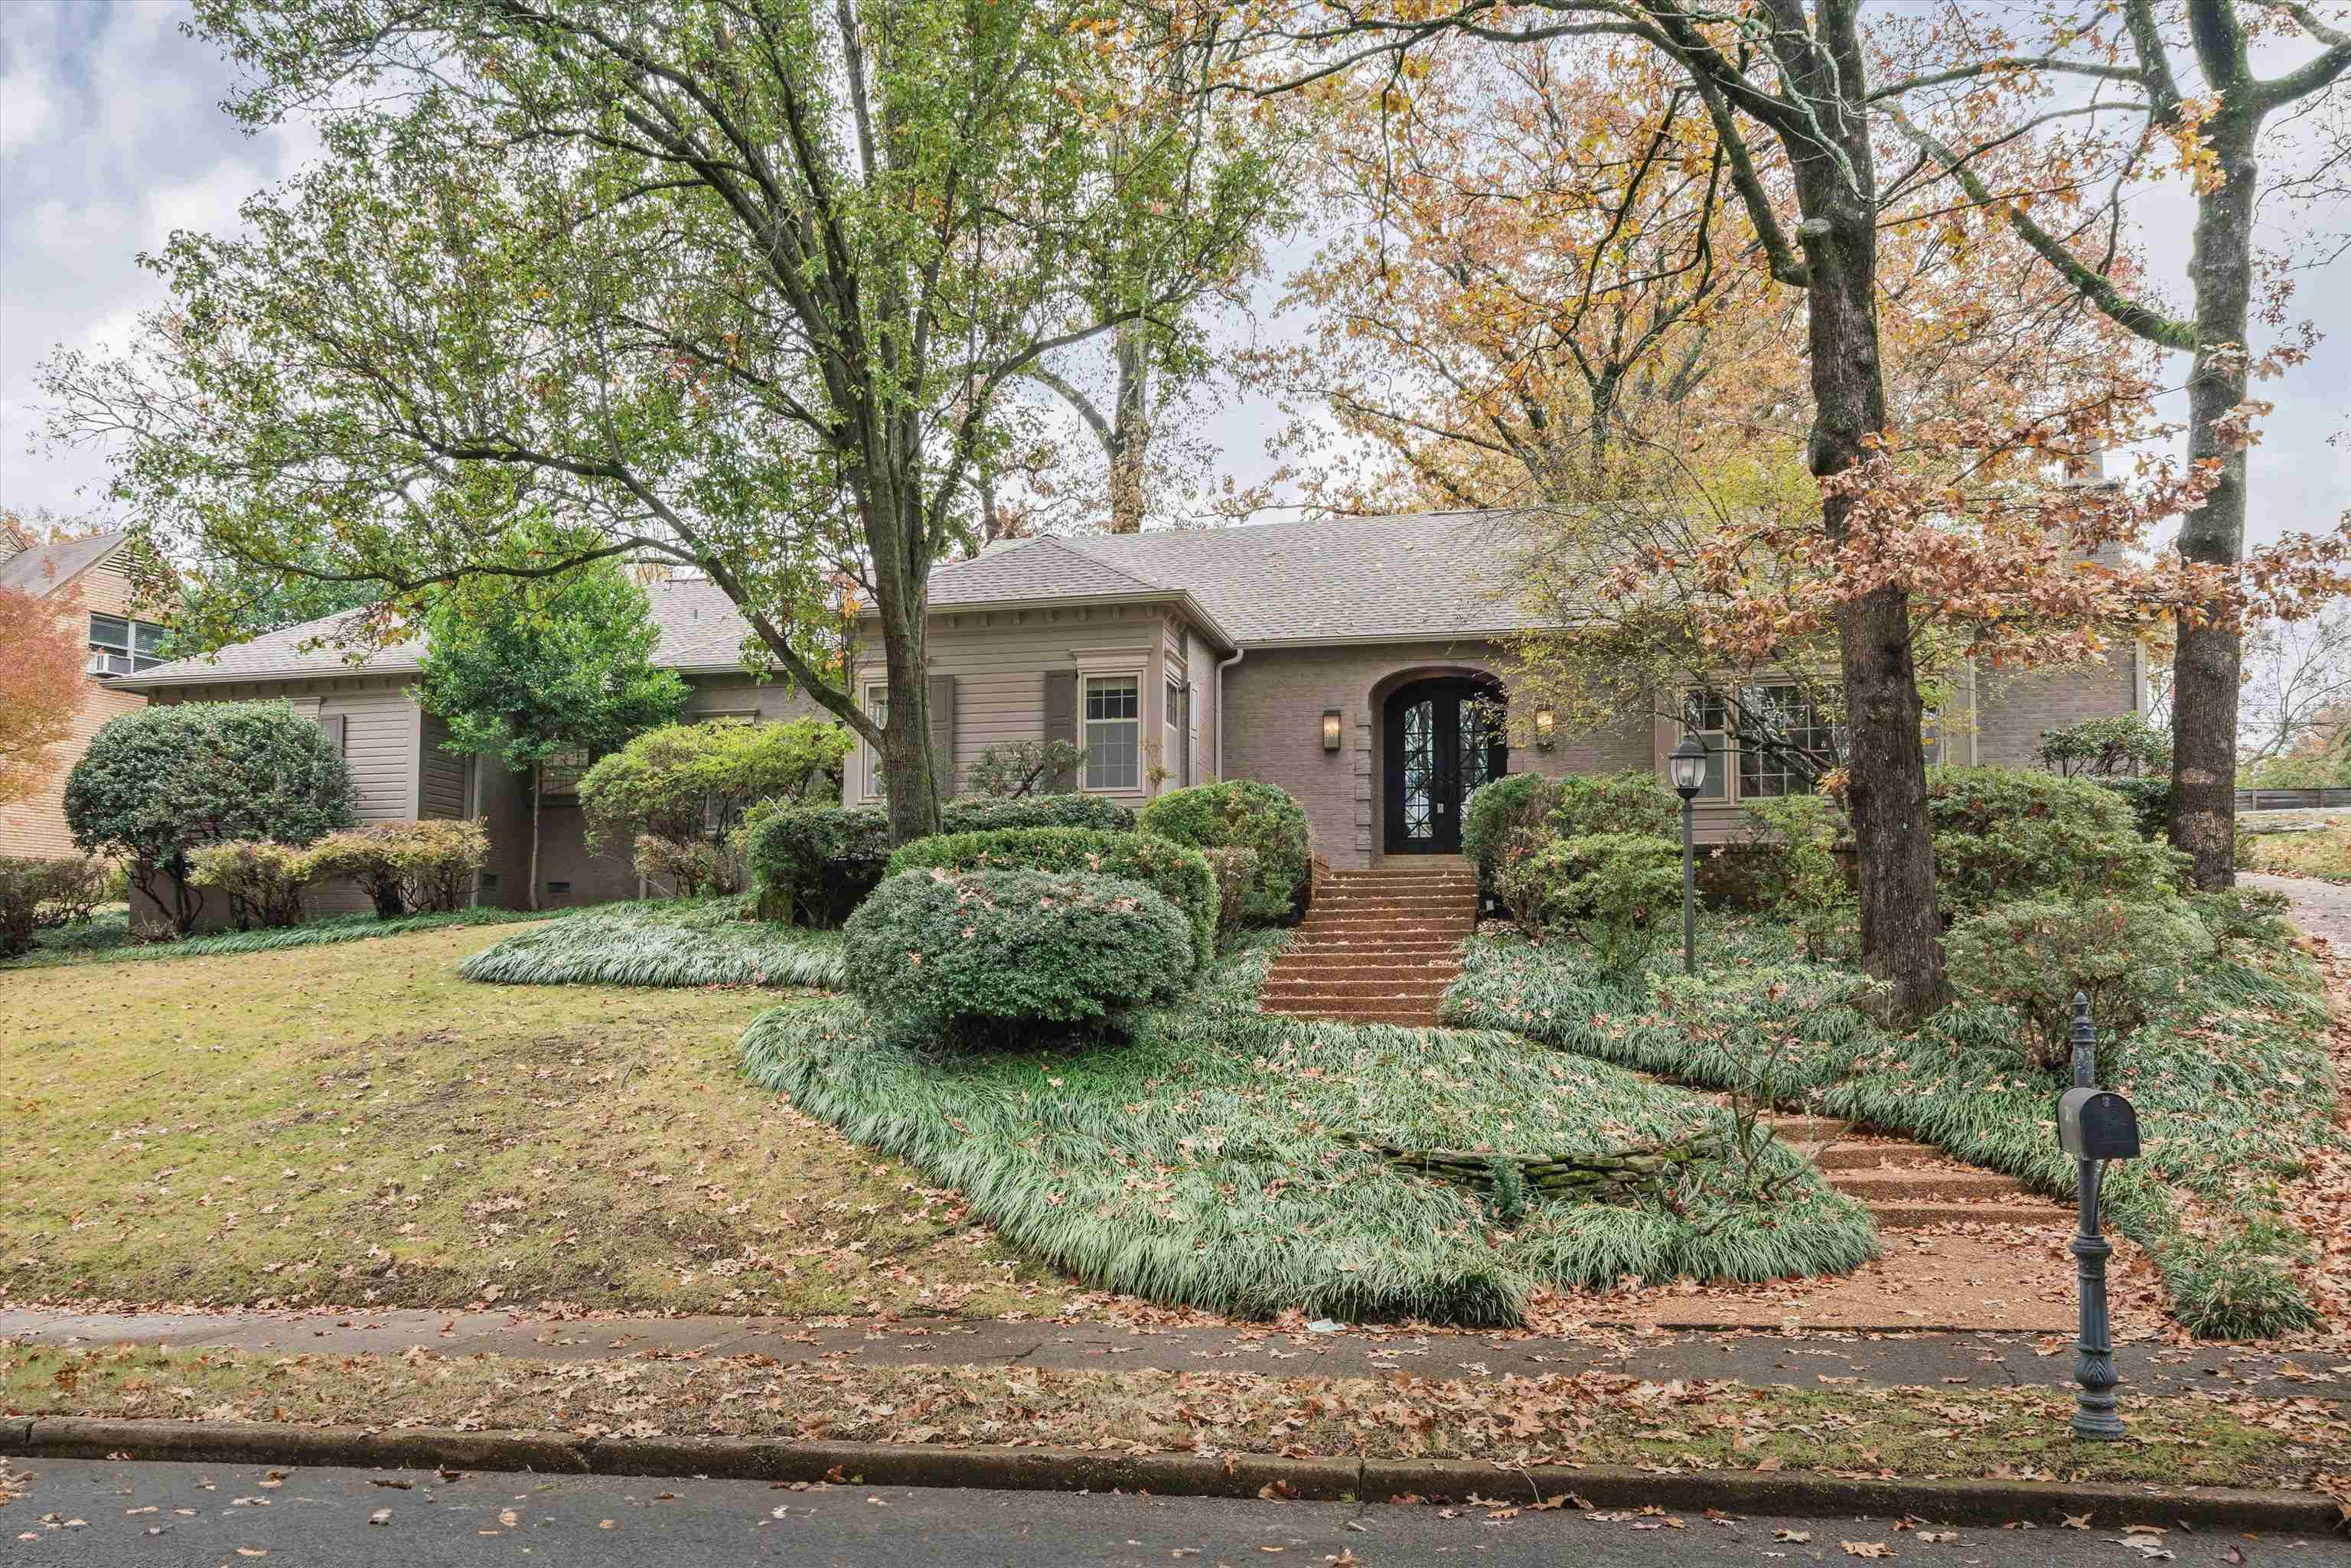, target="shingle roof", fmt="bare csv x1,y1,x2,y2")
926,510,1543,646
0,531,128,597
118,576,759,689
